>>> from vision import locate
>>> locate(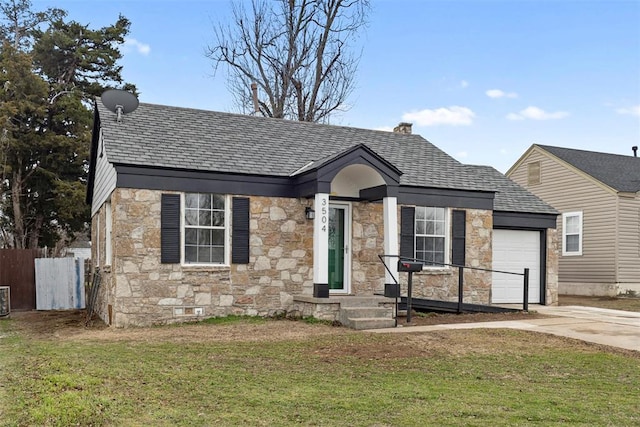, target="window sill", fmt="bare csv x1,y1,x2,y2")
419,268,452,275
181,264,231,272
